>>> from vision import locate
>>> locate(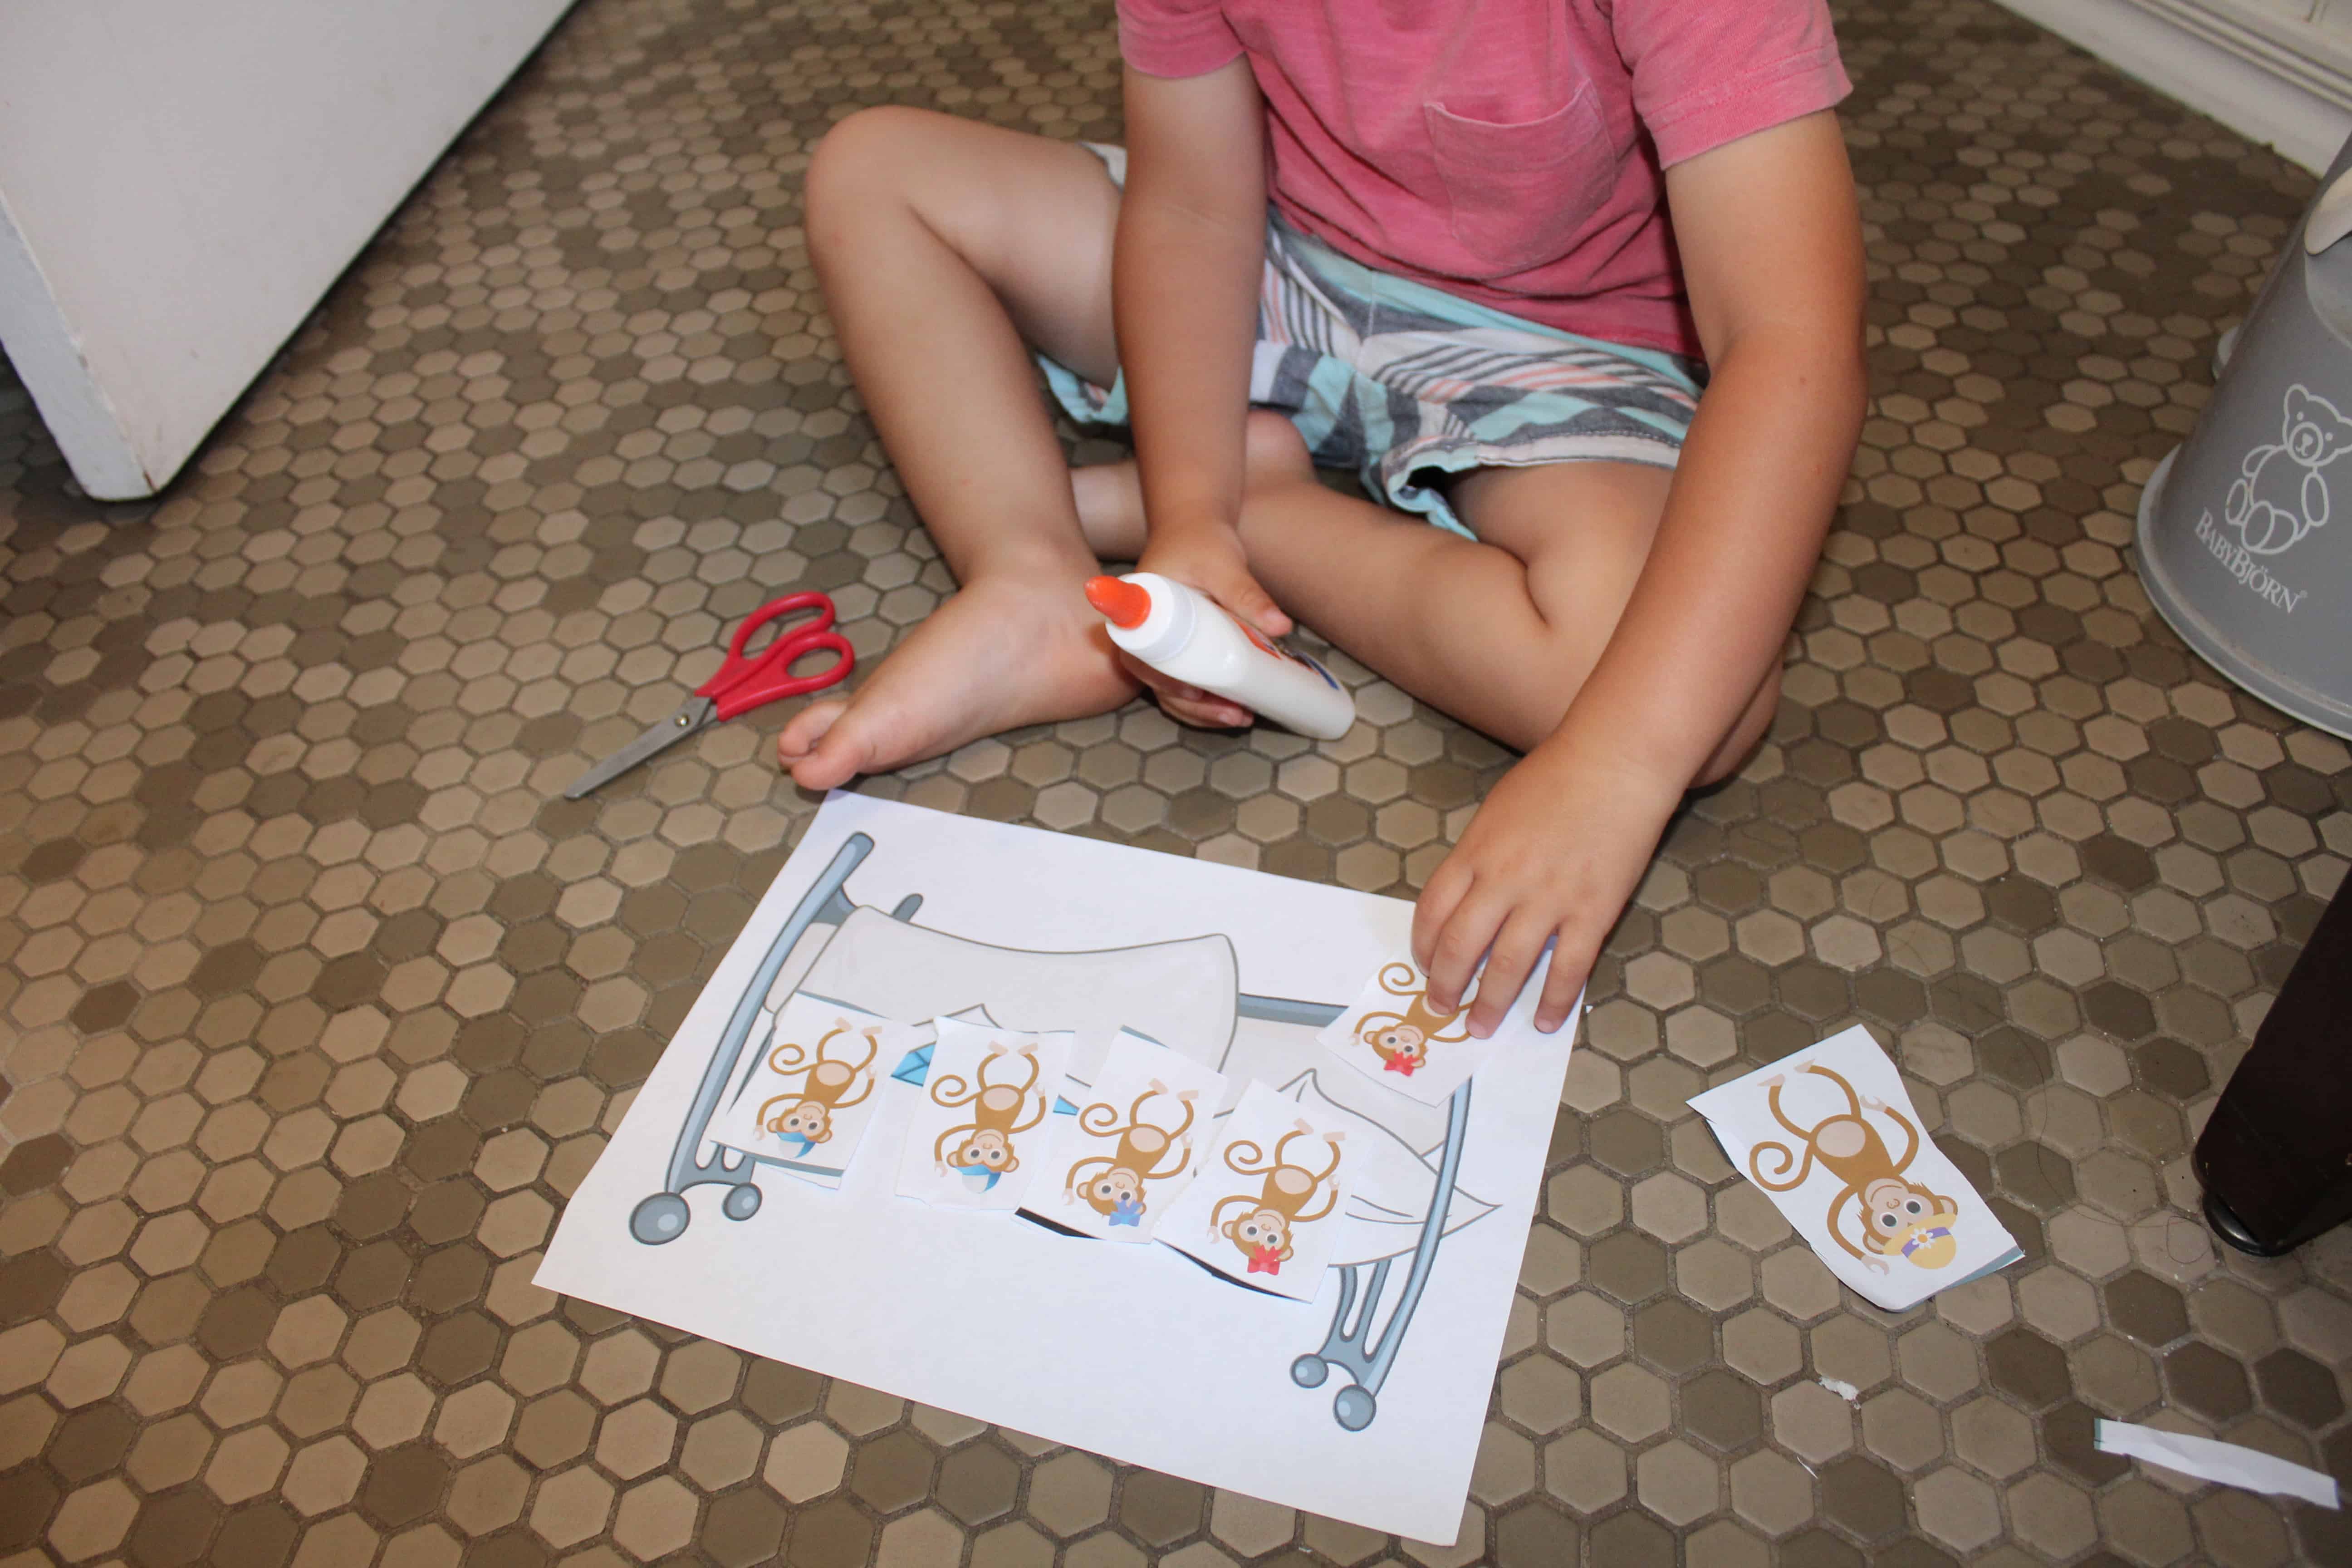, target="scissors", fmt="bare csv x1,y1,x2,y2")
563,591,854,800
